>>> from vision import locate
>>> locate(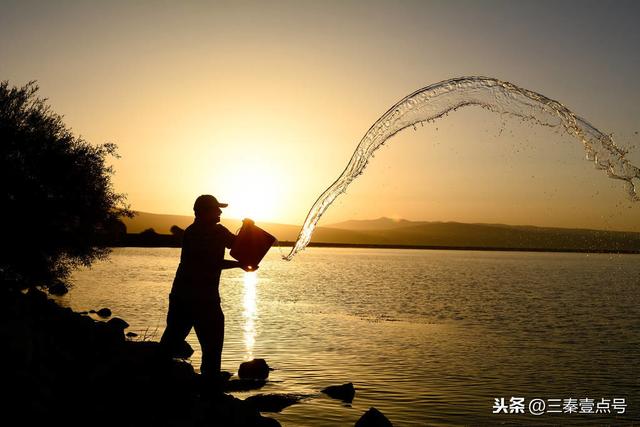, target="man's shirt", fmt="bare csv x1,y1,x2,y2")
171,220,236,301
